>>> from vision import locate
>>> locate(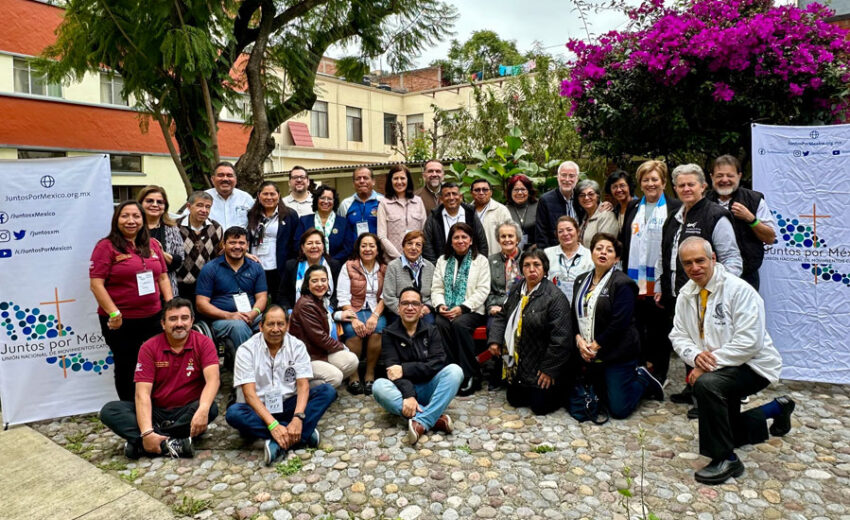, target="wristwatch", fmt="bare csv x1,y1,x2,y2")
293,412,306,421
